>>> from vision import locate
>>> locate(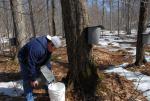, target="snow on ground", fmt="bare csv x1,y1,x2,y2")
0,80,23,97
98,40,109,47
127,47,137,56
102,30,150,100
144,27,150,34
105,63,150,101
0,37,9,44
98,30,150,58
